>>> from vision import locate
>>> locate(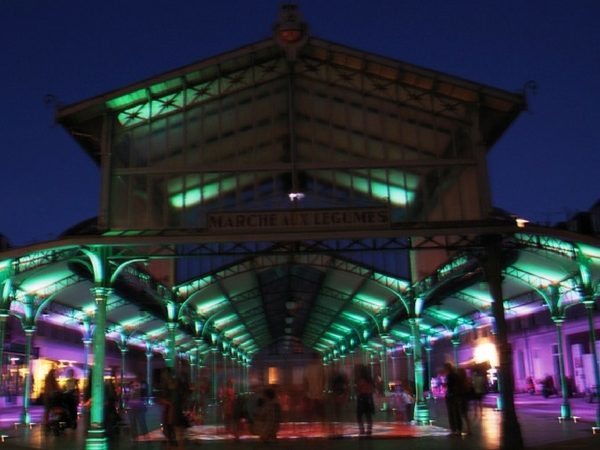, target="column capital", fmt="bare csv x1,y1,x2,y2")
582,295,596,308
90,286,113,299
552,315,565,325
